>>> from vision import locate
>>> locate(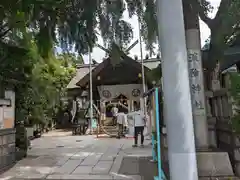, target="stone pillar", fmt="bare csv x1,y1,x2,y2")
211,63,221,91
127,100,130,112
186,29,208,150
183,1,209,150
